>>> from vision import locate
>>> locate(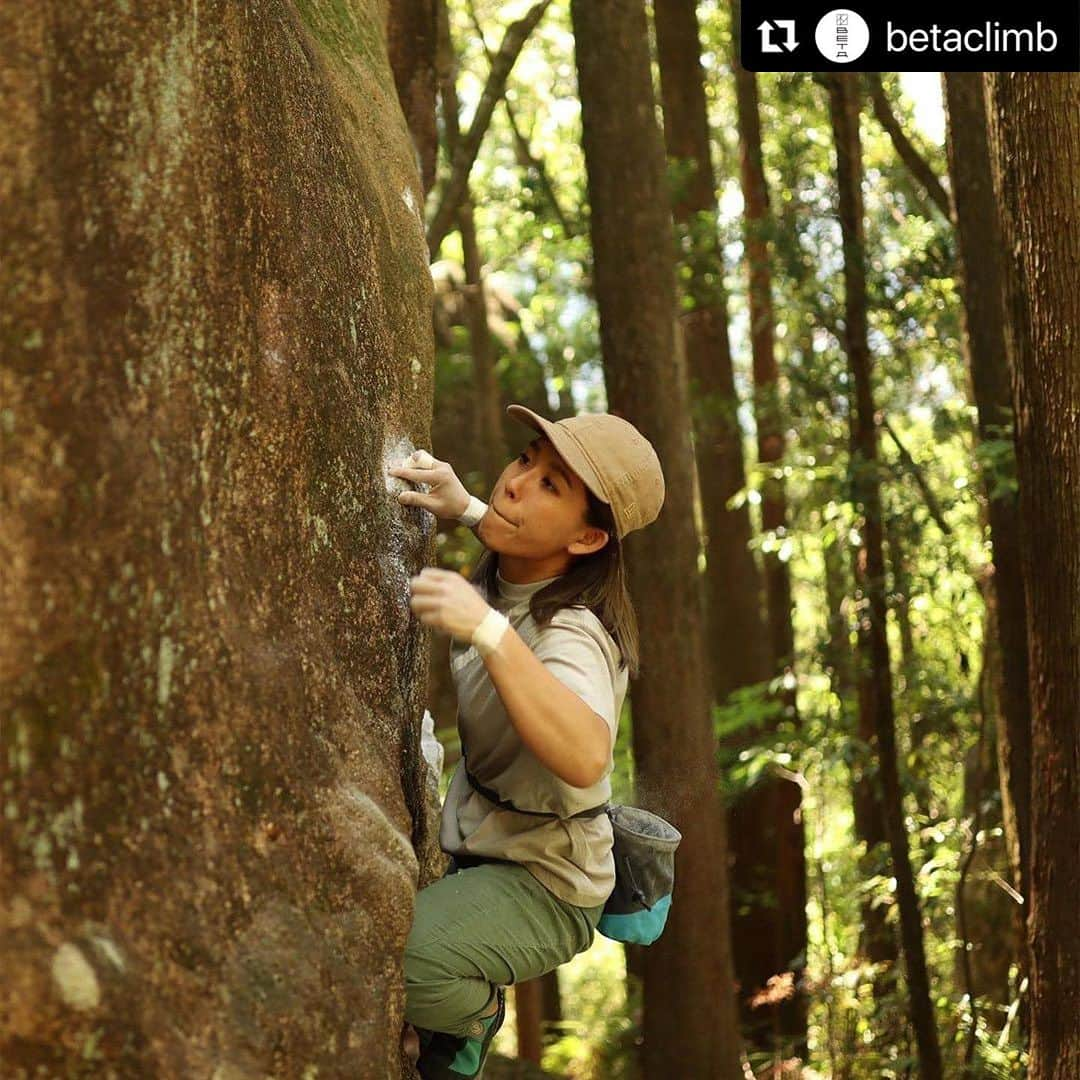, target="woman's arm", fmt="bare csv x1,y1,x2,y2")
481,625,611,789
405,567,609,787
